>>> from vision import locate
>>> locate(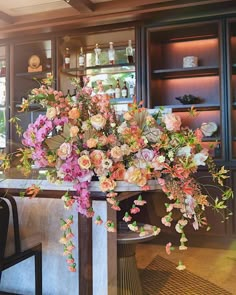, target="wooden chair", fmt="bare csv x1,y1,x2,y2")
0,194,42,295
